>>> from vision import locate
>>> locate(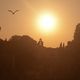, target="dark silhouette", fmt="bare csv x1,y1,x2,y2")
59,42,65,48
37,38,44,47
0,23,80,80
8,10,19,15
0,26,1,31
74,23,80,43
